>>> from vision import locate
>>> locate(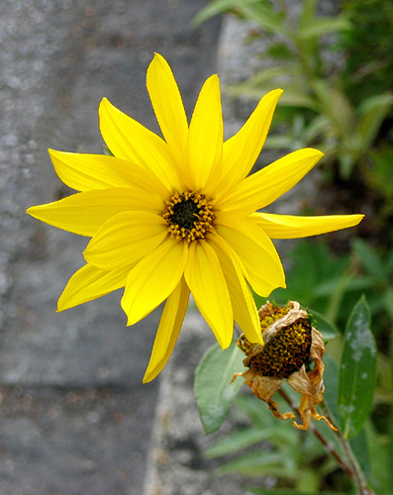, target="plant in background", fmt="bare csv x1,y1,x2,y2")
193,0,393,231
191,1,393,494
340,0,393,105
